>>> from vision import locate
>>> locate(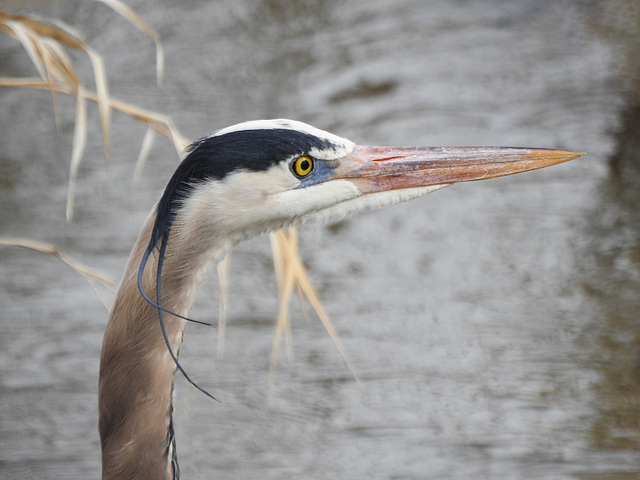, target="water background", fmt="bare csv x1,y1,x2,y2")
1,1,640,478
